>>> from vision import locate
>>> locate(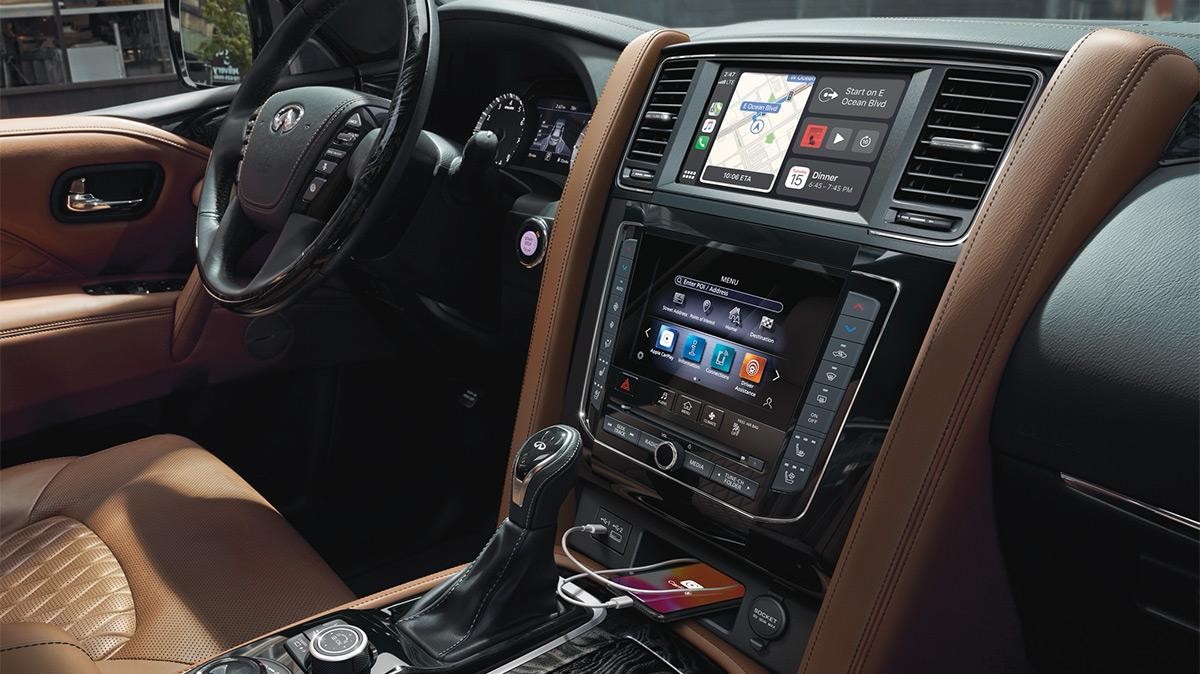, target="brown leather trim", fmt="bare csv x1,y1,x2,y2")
14,435,355,665
0,116,209,160
0,623,101,674
170,268,214,361
798,29,1198,674
0,458,73,538
500,28,689,522
0,116,207,287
